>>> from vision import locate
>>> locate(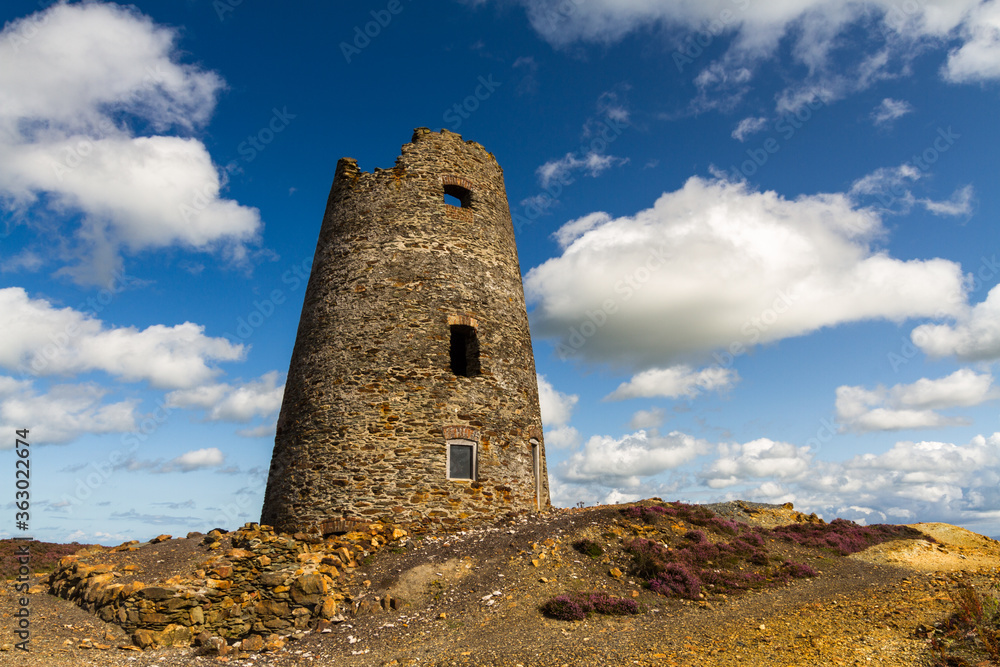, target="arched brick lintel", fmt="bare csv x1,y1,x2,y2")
442,174,475,191
444,425,481,442
447,314,479,329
